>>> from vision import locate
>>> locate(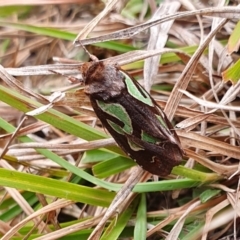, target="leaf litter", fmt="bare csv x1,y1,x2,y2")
0,1,240,239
